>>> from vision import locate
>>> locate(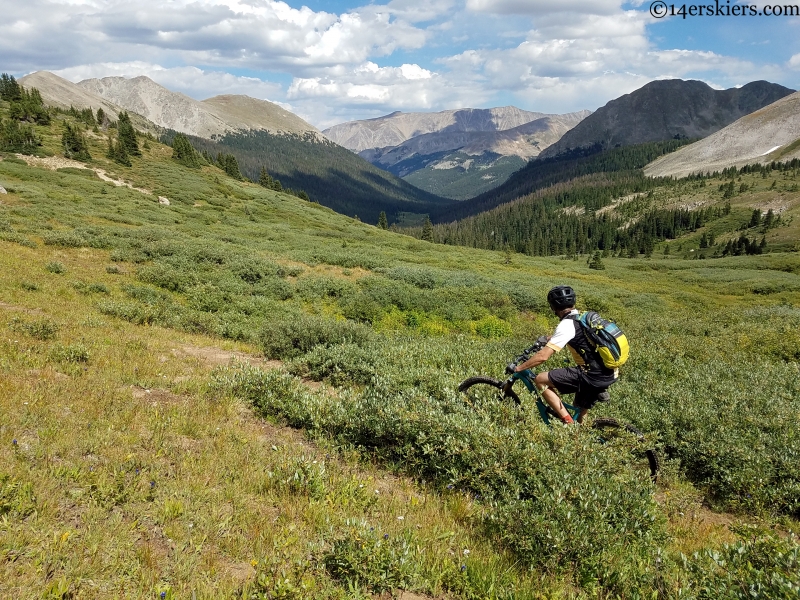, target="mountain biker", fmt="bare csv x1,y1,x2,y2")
512,285,616,424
